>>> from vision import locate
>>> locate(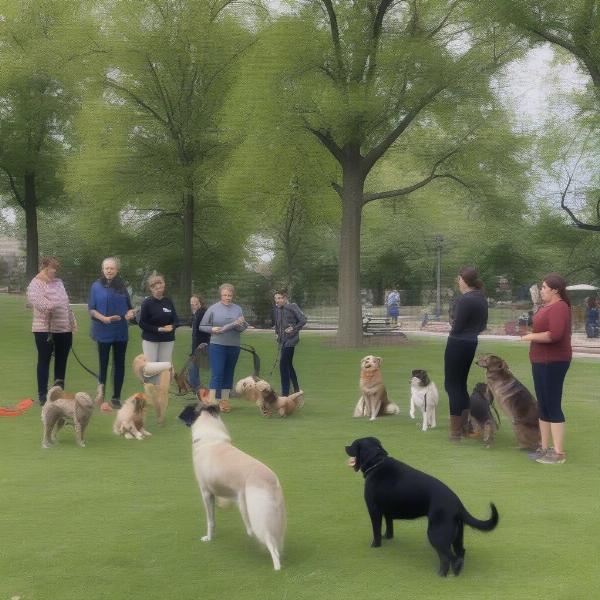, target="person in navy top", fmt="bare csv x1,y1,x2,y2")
138,273,179,363
88,257,136,411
